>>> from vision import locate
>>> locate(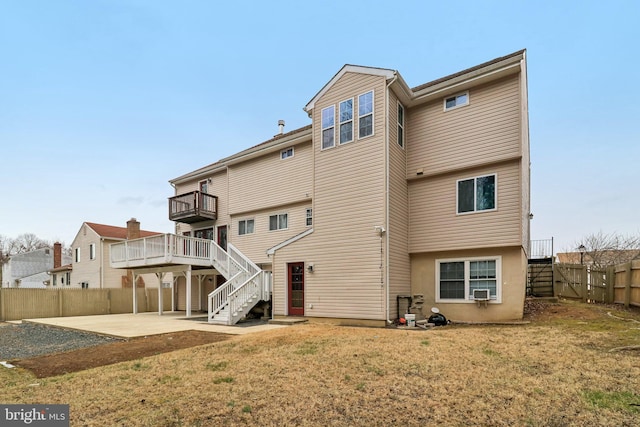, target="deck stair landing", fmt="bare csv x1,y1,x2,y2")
109,234,270,325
